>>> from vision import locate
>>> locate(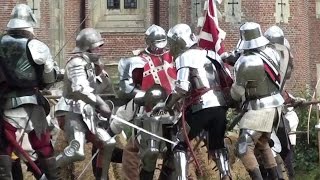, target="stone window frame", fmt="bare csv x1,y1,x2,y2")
91,0,151,33
274,0,290,23
27,0,41,28
317,0,320,19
